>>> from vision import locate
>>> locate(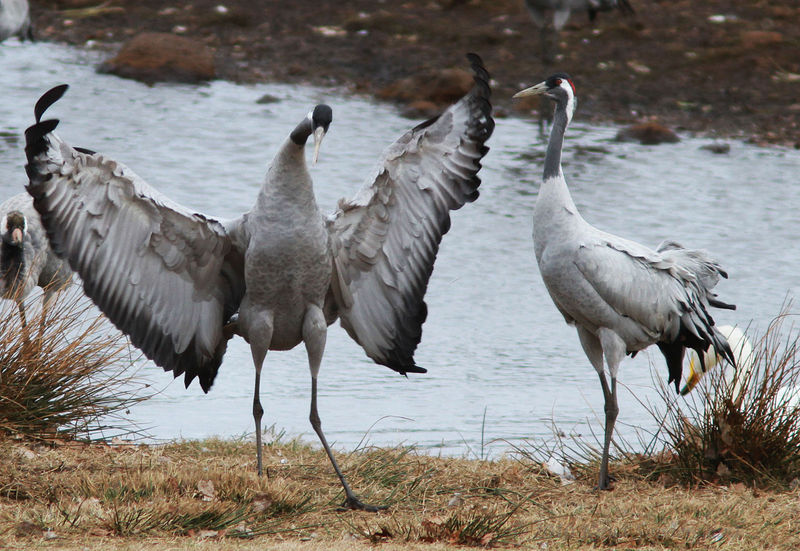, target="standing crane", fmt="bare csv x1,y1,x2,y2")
523,0,634,62
25,54,493,510
0,0,32,42
0,193,71,327
514,73,734,490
